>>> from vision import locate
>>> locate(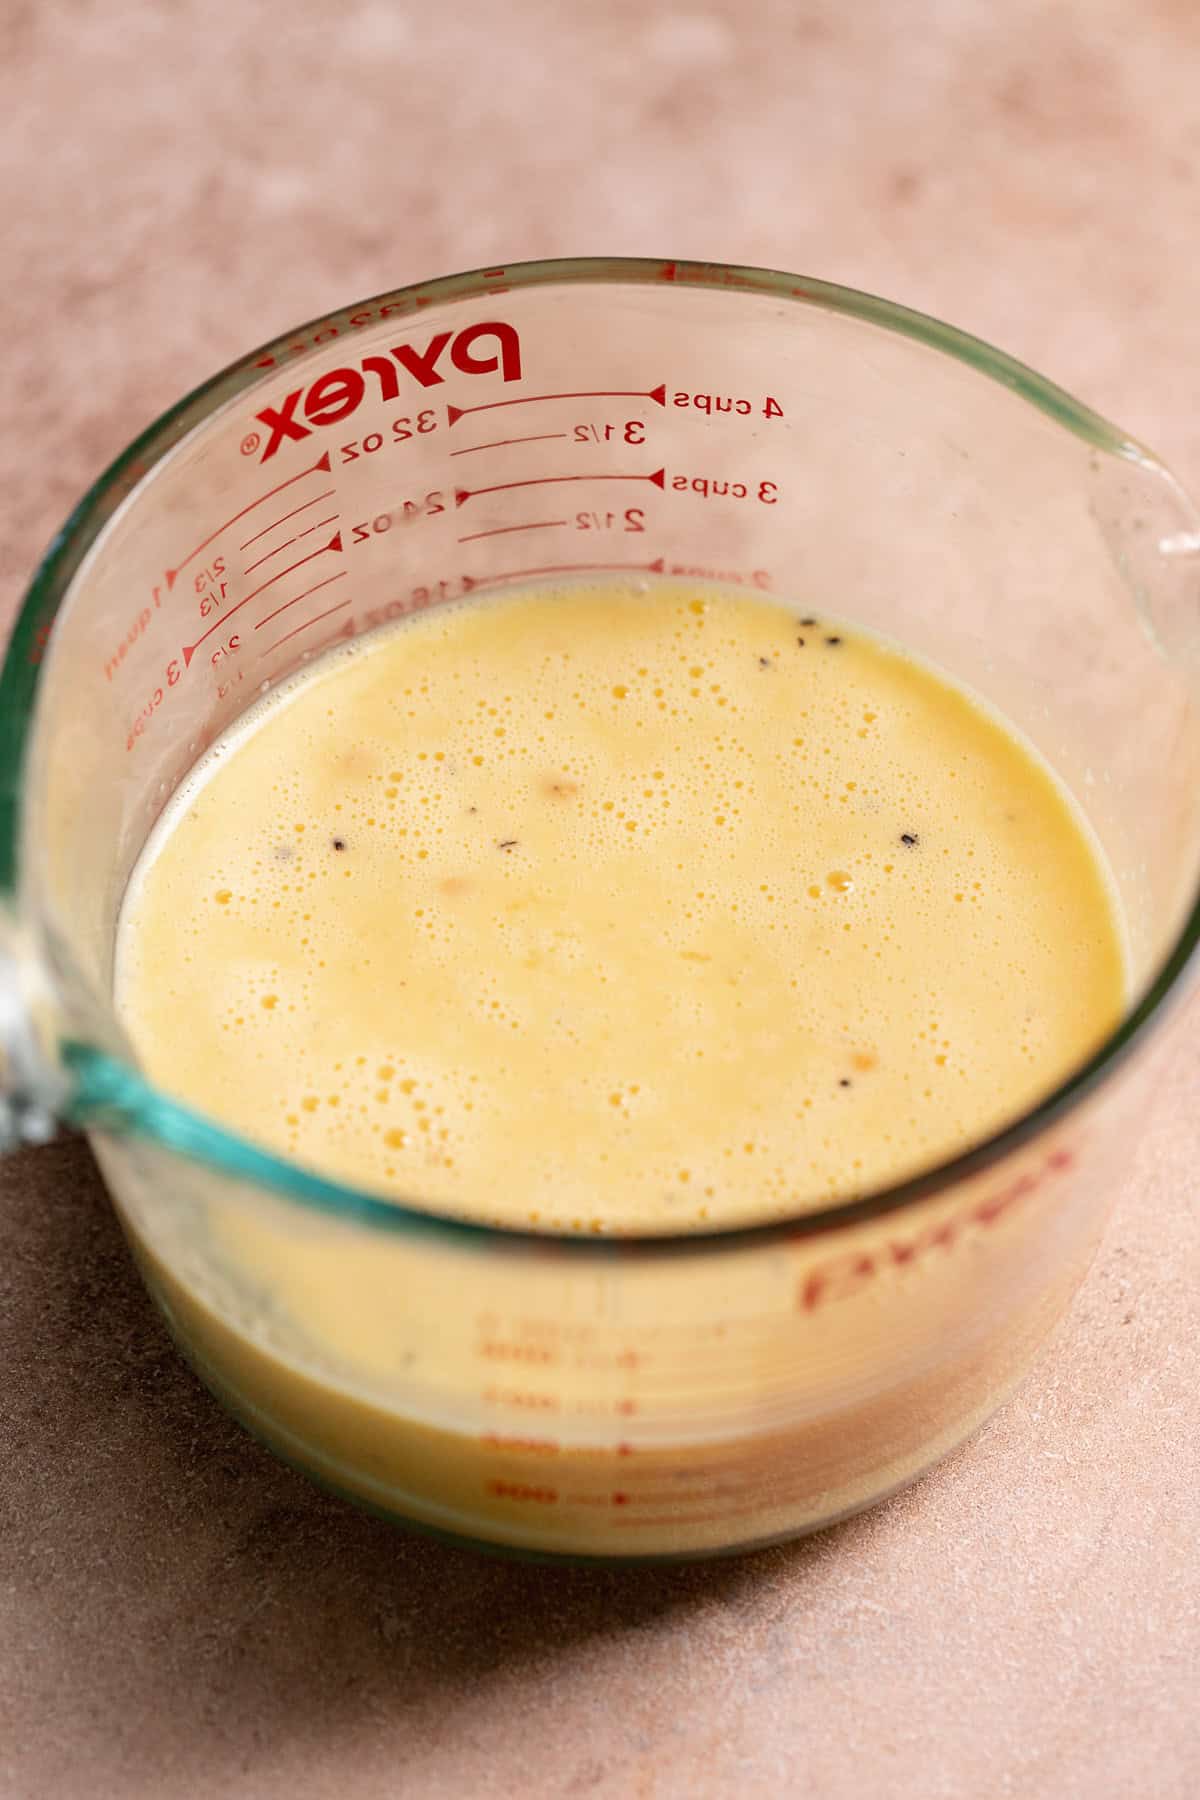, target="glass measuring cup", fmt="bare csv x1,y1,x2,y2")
2,258,1199,1560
